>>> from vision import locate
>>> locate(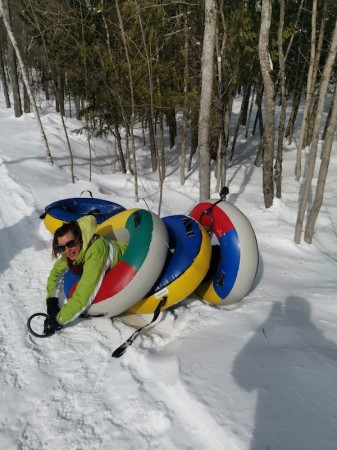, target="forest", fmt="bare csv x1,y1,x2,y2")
0,0,336,244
